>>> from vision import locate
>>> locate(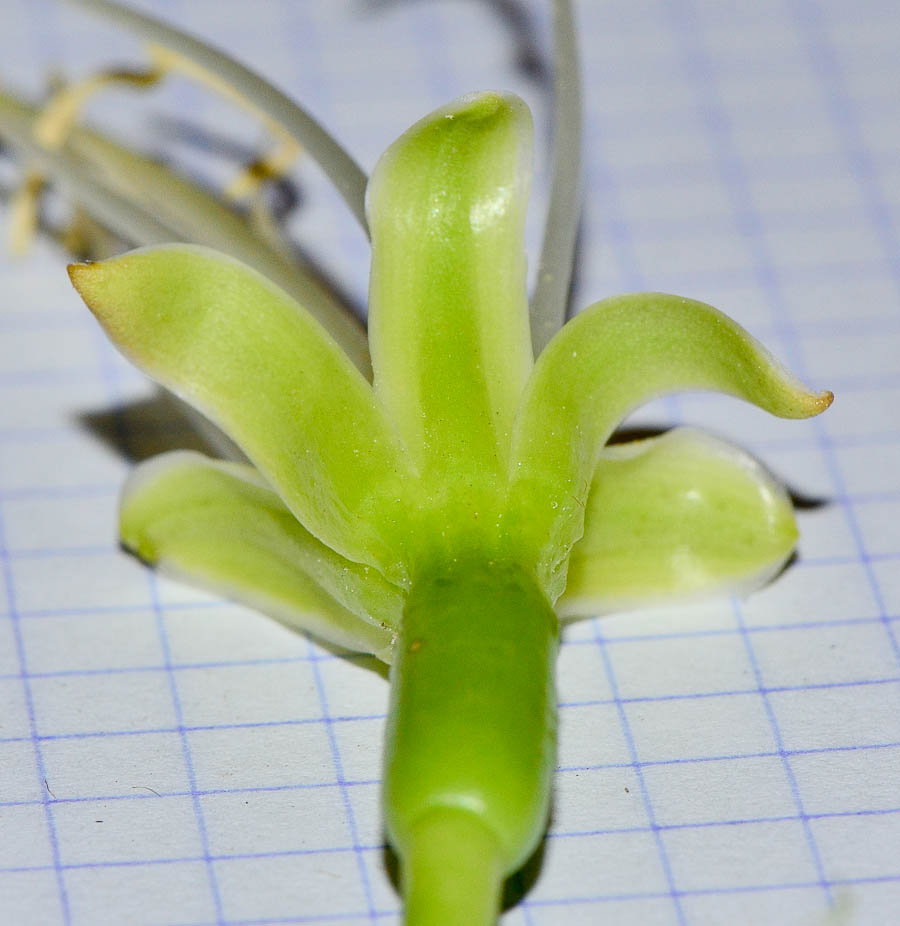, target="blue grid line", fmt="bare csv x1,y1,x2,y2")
306,637,379,922
0,504,72,923
7,598,226,620
1,423,899,497
0,484,117,500
771,13,900,683
0,643,378,673
1,2,898,923
561,674,900,706
502,872,900,907
795,404,900,668
587,200,888,241
17,538,900,578
23,488,900,560
0,259,890,354
7,602,899,644
186,914,395,926
0,811,898,877
575,23,691,916
591,622,686,924
788,0,900,298
0,870,896,926
591,145,895,188
544,804,900,839
3,786,898,839
78,152,227,919
585,91,895,137
89,402,226,917
0,844,383,875
0,778,382,811
5,302,900,344
0,349,881,390
769,316,900,339
579,614,900,643
804,551,900,567
672,63,894,913
277,0,369,277
2,691,900,755
582,148,645,293
280,4,379,920
815,489,900,506
732,597,833,901
575,42,899,87
665,0,843,904
162,869,900,926
187,912,396,926
591,255,900,286
146,567,226,923
6,480,900,559
5,49,82,926
3,662,898,705
777,431,900,451
4,31,79,921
